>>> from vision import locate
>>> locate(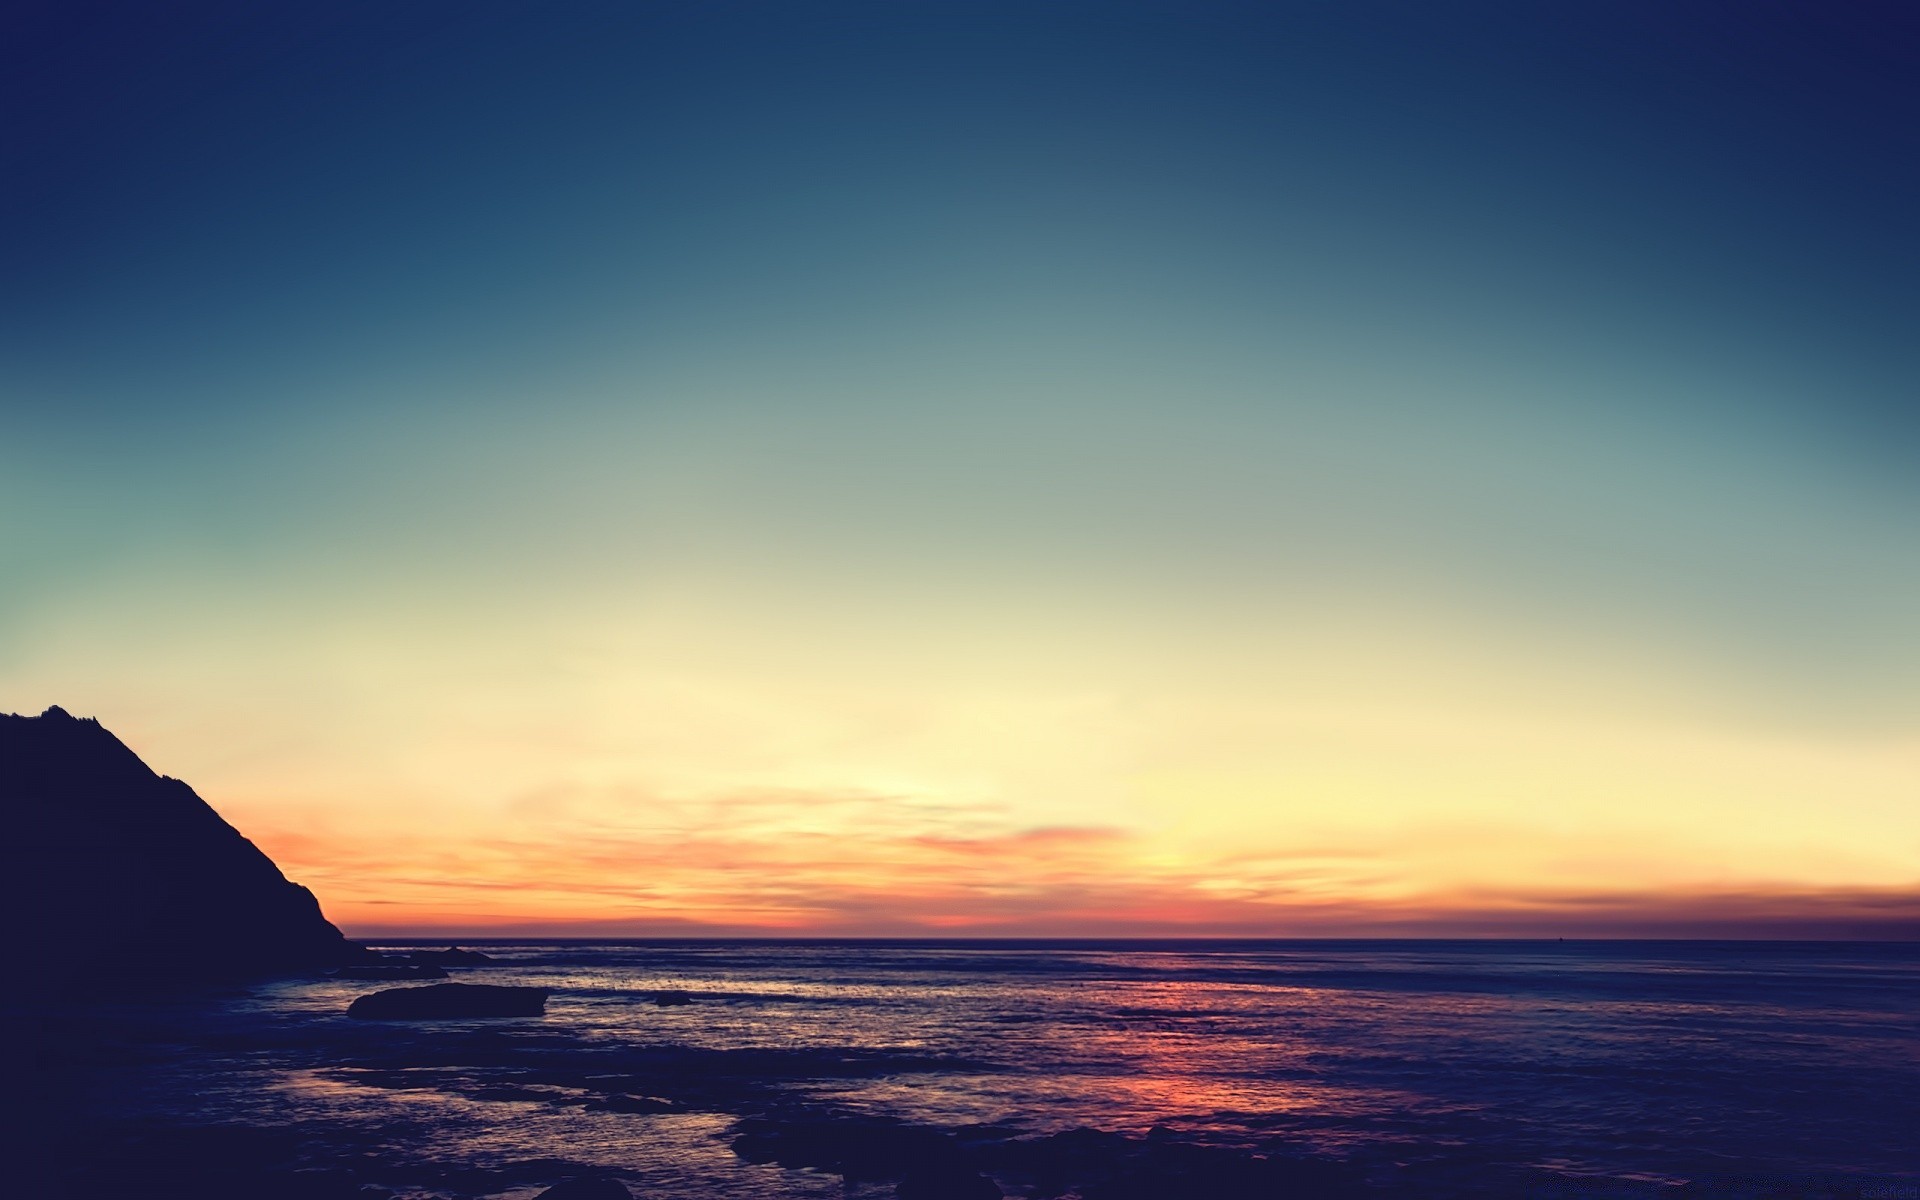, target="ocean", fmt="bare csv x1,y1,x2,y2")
62,940,1920,1198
